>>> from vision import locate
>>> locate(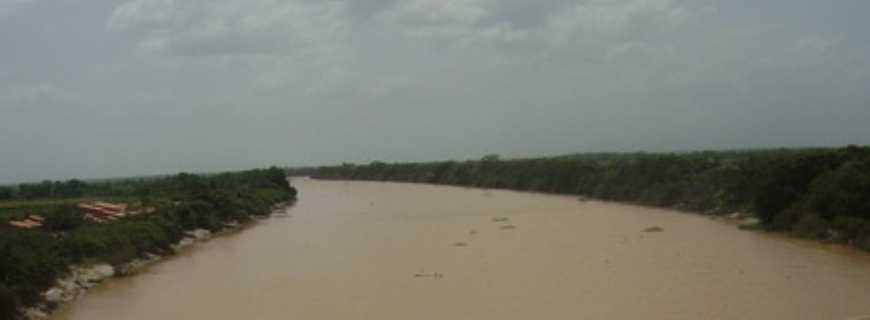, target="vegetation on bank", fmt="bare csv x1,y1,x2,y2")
0,168,296,319
310,146,870,250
